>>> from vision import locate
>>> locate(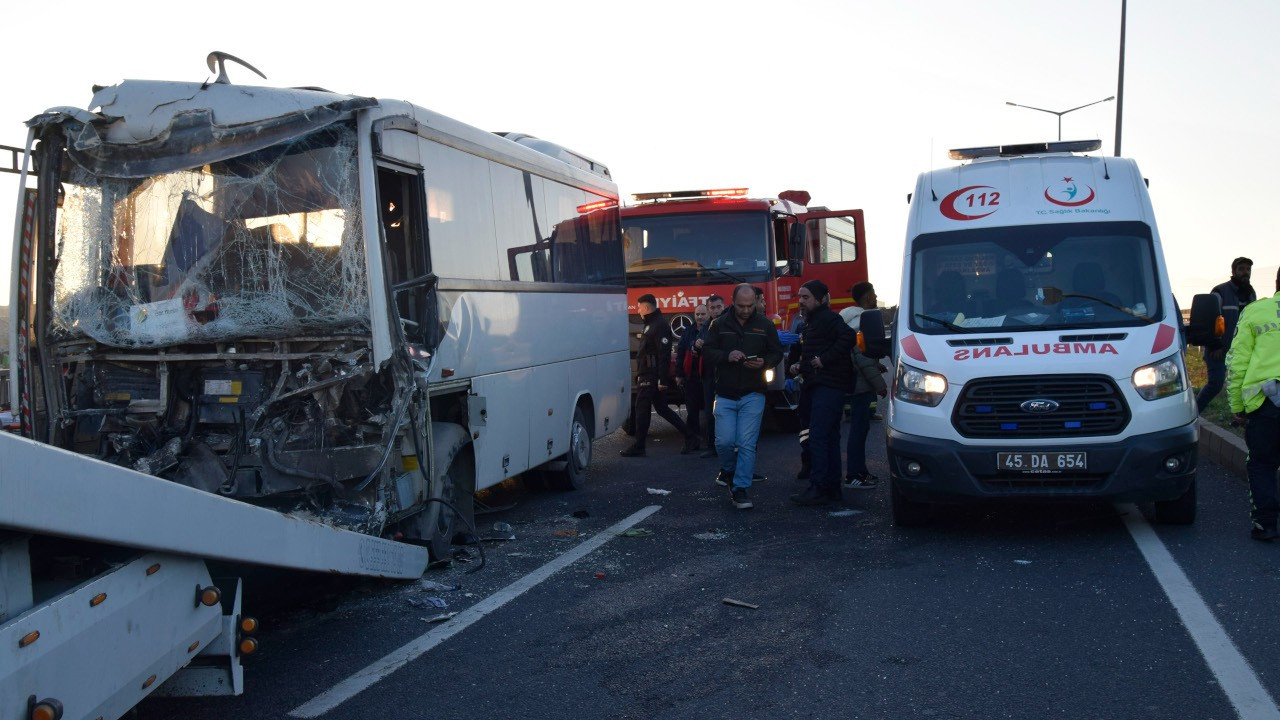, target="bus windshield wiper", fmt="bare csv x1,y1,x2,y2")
914,312,967,333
